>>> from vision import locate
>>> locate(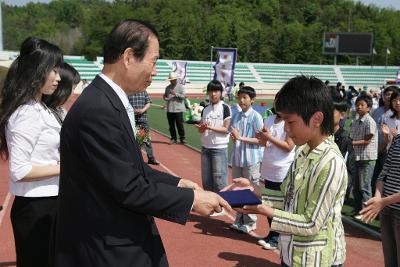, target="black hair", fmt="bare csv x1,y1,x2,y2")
355,94,373,108
0,37,63,159
206,80,223,93
42,62,80,109
389,89,400,119
330,86,349,112
275,75,334,135
239,82,244,88
238,86,256,99
333,99,349,113
383,85,398,96
103,19,159,64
